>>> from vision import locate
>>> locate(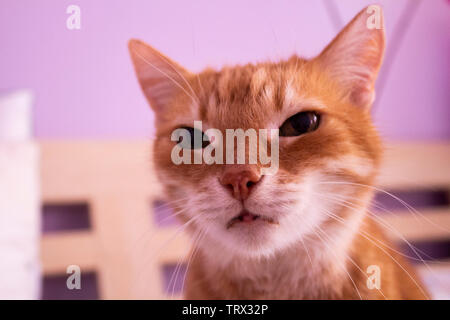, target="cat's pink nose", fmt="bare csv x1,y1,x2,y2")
220,165,262,200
